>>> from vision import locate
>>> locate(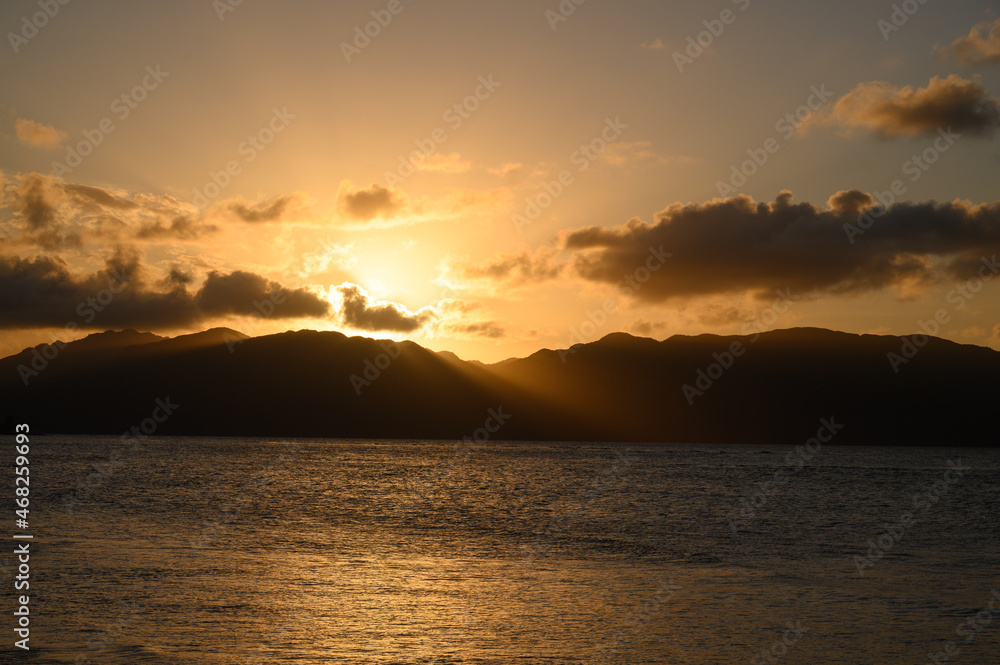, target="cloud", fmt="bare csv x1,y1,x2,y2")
693,304,753,327
827,189,875,217
628,318,668,336
225,192,309,223
197,270,330,318
337,180,406,221
640,38,667,51
806,75,1000,138
487,162,525,179
446,321,506,338
599,141,696,167
62,183,139,210
333,180,506,231
0,247,330,329
158,266,193,288
448,246,564,287
136,216,217,240
334,282,435,332
8,172,58,231
416,152,472,174
0,172,81,249
429,299,507,339
960,325,987,340
0,172,216,246
550,190,1000,302
295,239,357,277
15,118,66,148
937,18,1000,67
